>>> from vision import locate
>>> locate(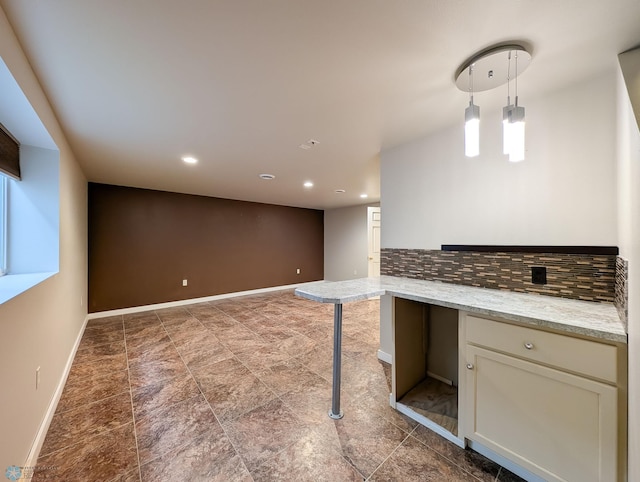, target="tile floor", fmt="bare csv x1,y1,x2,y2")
35,290,524,481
